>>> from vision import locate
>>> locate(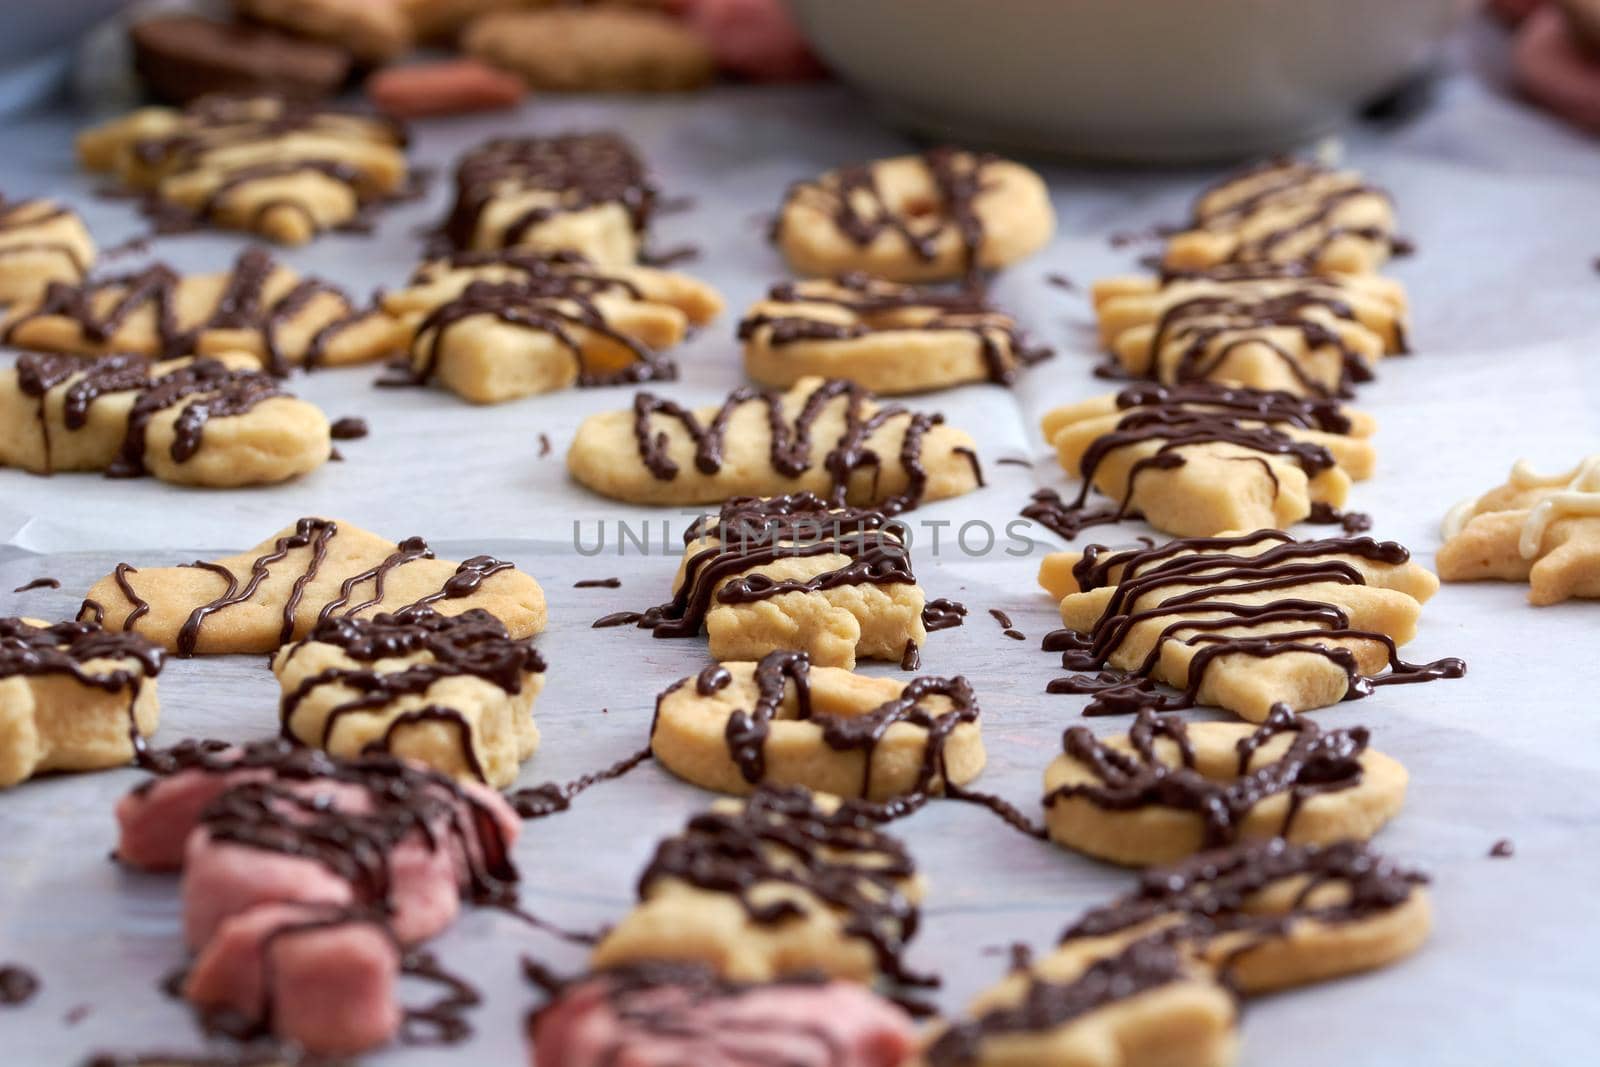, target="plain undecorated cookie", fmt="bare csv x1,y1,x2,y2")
235,0,414,64
464,9,715,92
